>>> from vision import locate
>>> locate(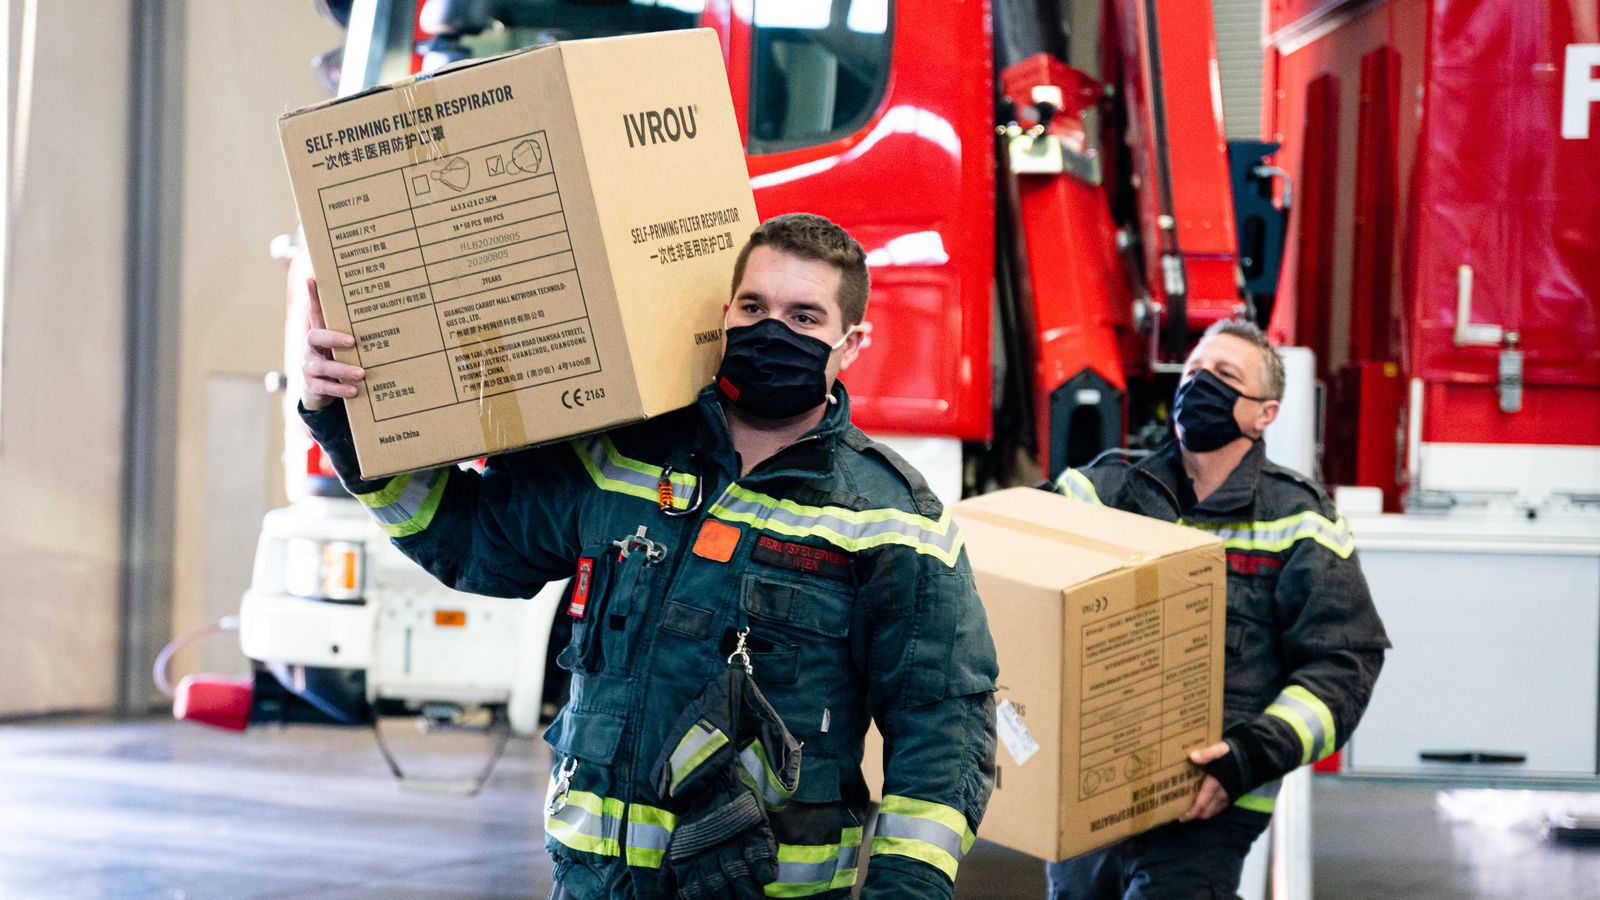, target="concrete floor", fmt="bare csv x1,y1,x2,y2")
1,718,1597,899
